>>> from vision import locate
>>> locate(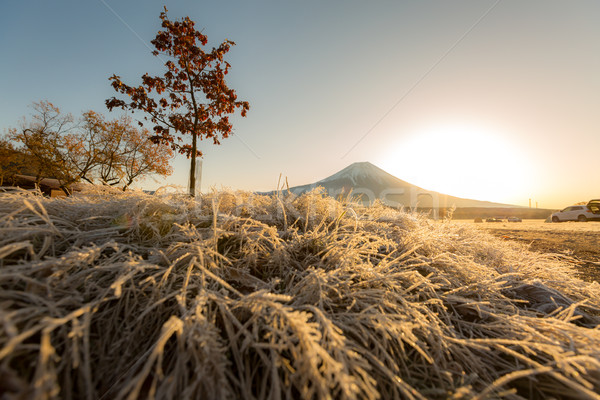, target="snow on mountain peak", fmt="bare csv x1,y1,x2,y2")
318,162,387,185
